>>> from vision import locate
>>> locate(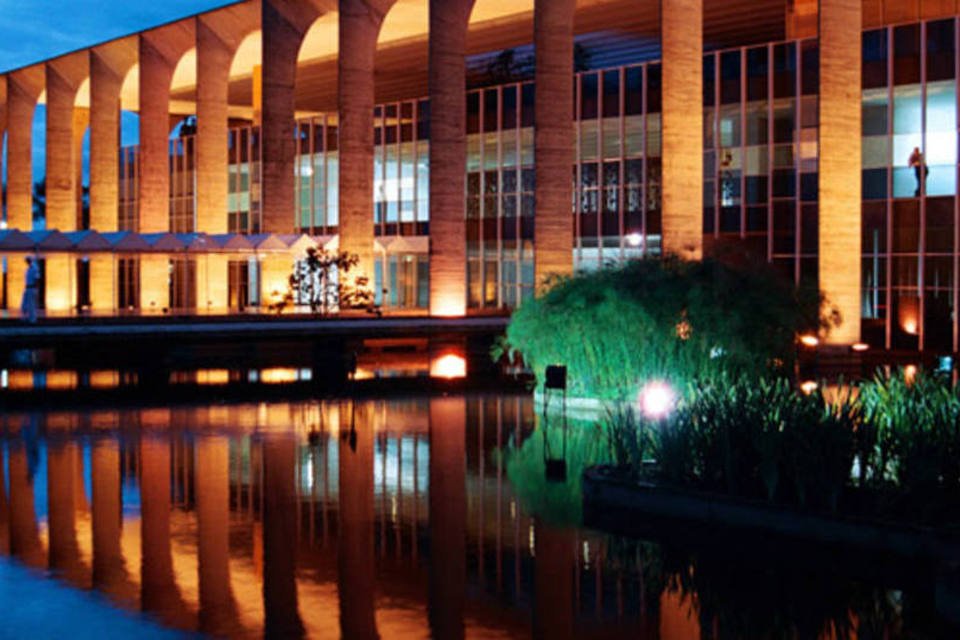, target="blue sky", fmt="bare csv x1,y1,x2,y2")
0,0,233,72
